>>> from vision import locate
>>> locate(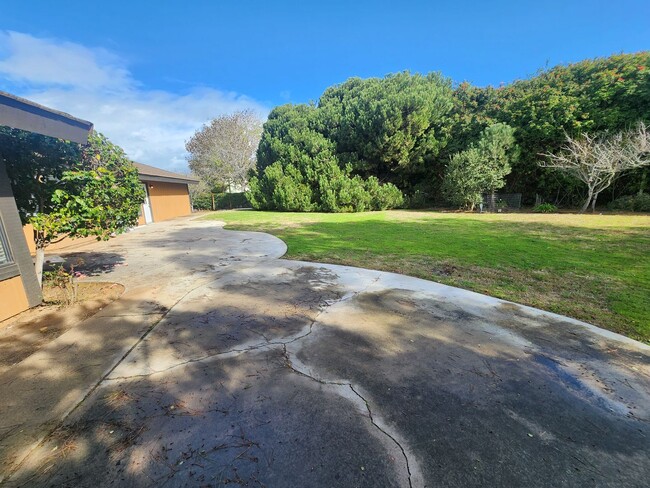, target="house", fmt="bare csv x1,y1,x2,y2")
0,91,93,321
19,162,198,253
133,162,198,225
